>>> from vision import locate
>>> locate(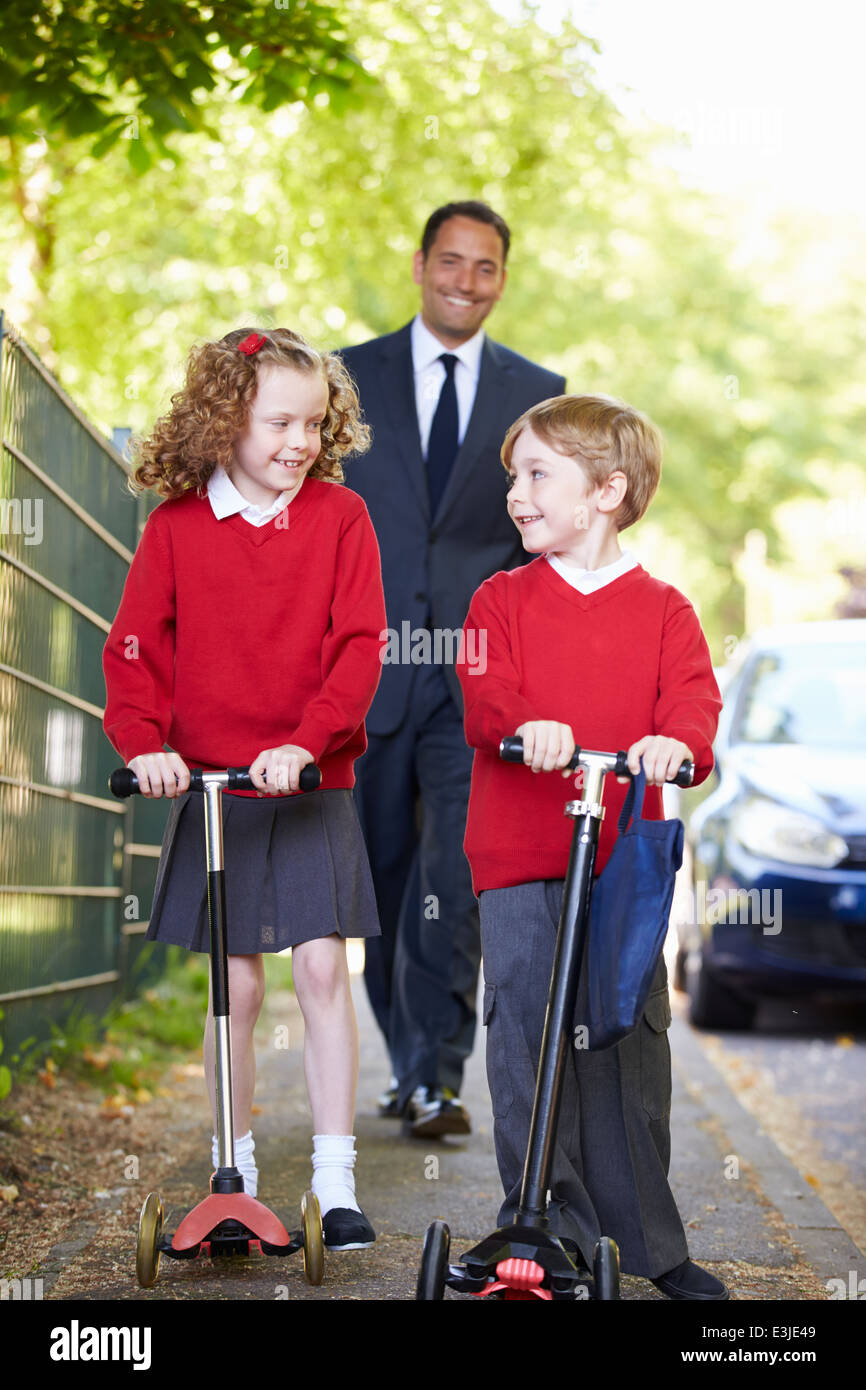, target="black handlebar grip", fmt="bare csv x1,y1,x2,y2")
225,765,322,792
498,736,693,787
108,767,139,798
499,735,533,763
108,763,323,797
